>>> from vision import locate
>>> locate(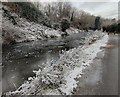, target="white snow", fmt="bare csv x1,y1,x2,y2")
2,9,81,44
2,5,110,96
59,34,108,95
2,16,61,43
45,29,61,37
6,32,109,96
66,27,80,35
